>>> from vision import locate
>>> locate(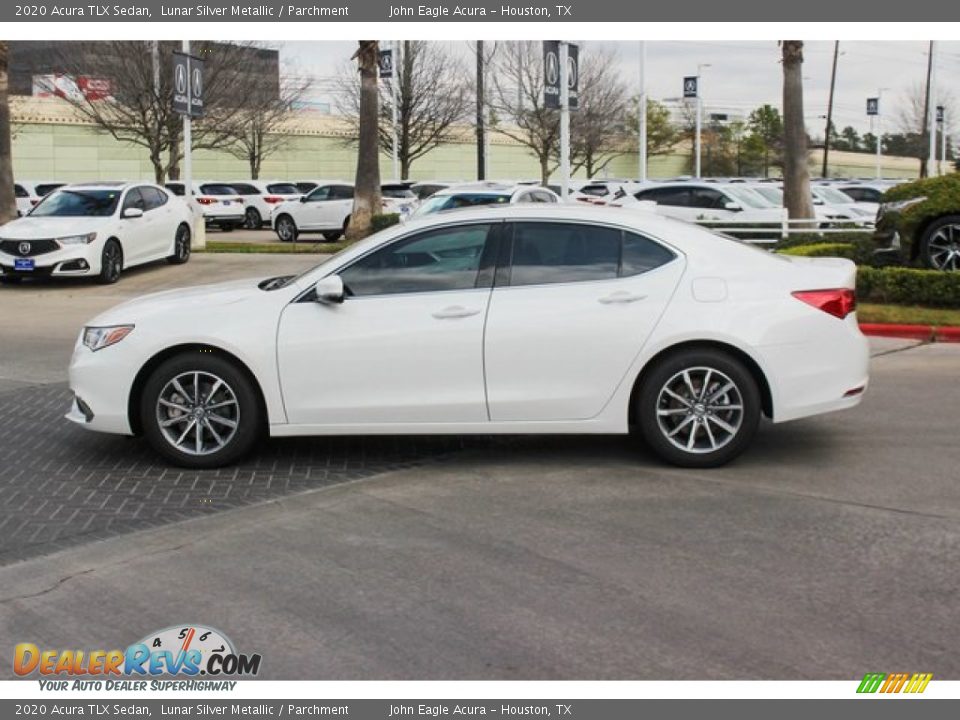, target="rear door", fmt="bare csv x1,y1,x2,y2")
483,221,685,422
